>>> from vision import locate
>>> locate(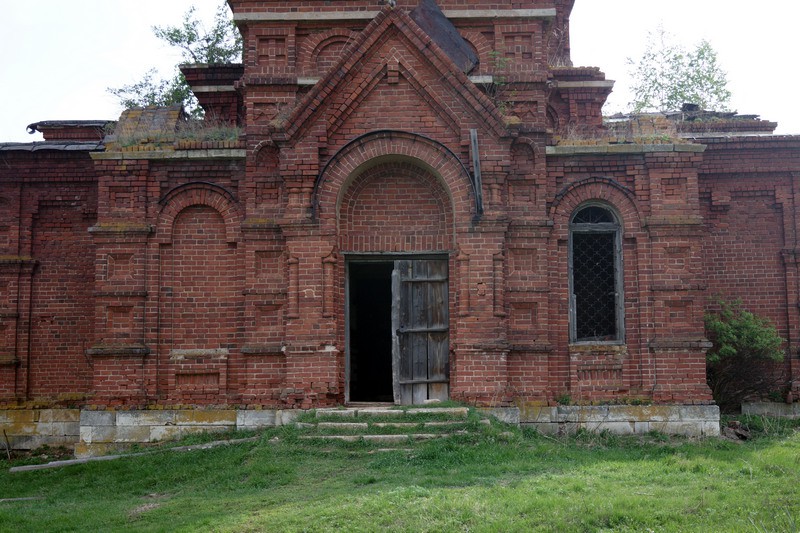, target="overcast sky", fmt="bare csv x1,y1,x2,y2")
1,1,798,143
